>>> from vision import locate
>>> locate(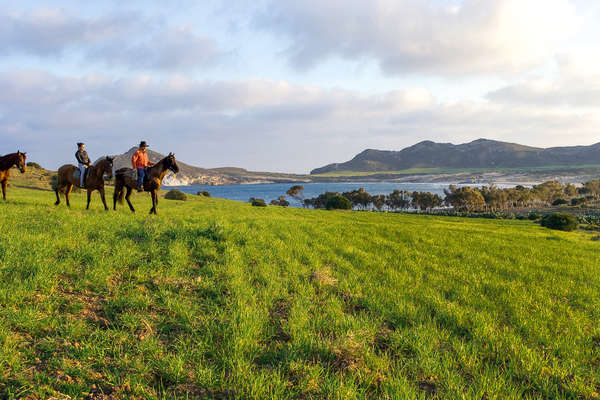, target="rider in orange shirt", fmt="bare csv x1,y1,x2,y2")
132,141,154,191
